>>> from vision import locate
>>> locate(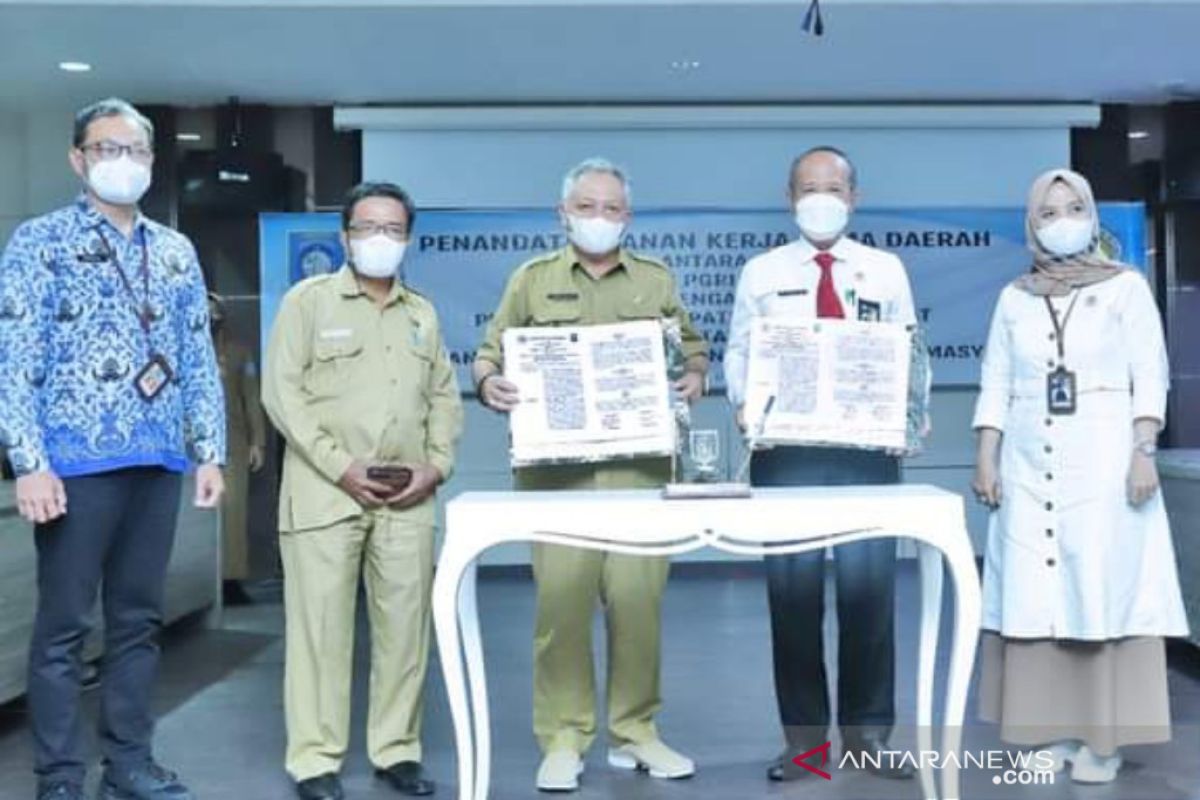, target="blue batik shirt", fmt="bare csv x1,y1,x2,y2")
0,196,226,477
